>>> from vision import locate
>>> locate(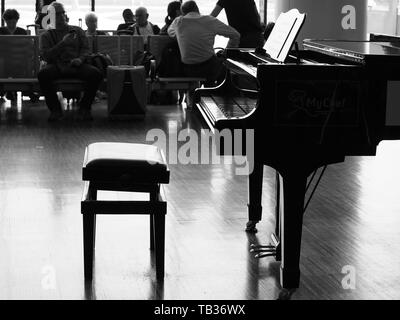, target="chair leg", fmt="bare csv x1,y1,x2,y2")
83,213,96,280
154,212,165,280
88,186,97,249
150,189,157,251
150,213,155,251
